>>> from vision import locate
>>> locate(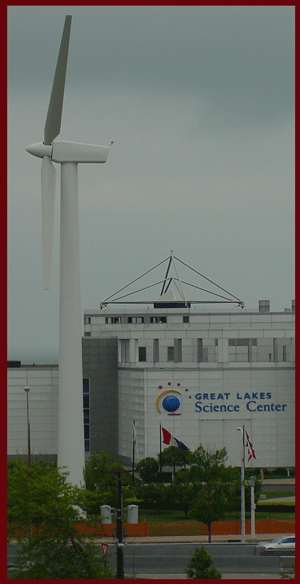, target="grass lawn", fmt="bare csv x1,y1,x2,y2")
261,490,295,499
138,508,295,523
137,508,295,537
